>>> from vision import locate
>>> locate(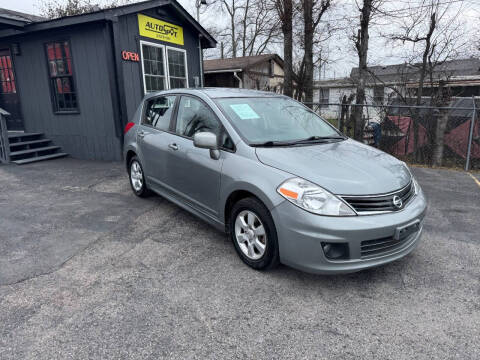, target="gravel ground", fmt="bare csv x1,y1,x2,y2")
0,158,479,359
